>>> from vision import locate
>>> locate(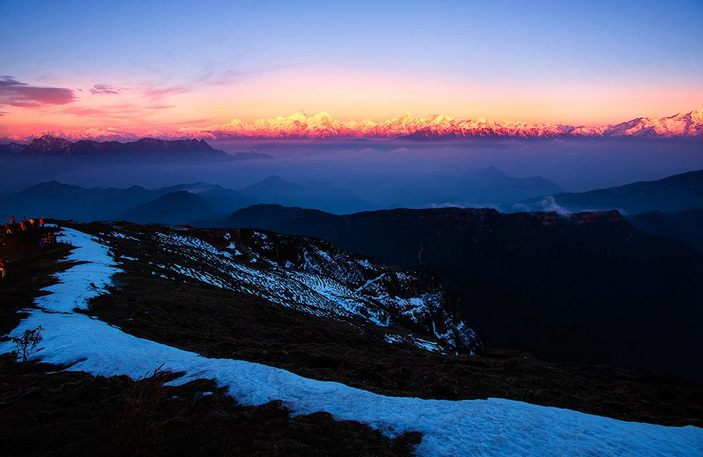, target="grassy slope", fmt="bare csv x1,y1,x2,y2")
0,224,418,457
79,221,703,428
